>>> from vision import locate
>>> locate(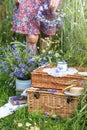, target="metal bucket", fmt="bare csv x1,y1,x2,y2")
16,79,31,95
